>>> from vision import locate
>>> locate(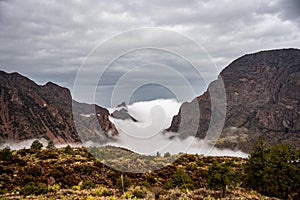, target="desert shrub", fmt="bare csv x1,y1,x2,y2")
138,181,151,188
0,147,12,161
63,174,79,187
64,145,73,155
165,168,194,191
86,196,95,200
16,148,28,157
94,159,104,168
46,140,55,149
20,182,47,195
121,191,133,199
0,173,11,182
0,189,6,195
49,166,64,180
15,158,27,166
30,140,43,151
145,174,156,184
92,187,111,197
48,184,60,192
164,152,171,158
1,166,13,174
116,175,132,191
101,187,111,196
36,150,58,159
82,180,95,190
207,161,234,197
74,164,93,173
131,186,147,198
22,175,34,186
26,165,42,177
